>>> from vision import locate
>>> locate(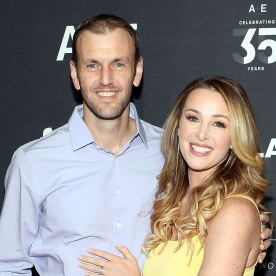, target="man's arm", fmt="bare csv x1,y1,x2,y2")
258,213,272,263
79,244,141,276
0,148,39,275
